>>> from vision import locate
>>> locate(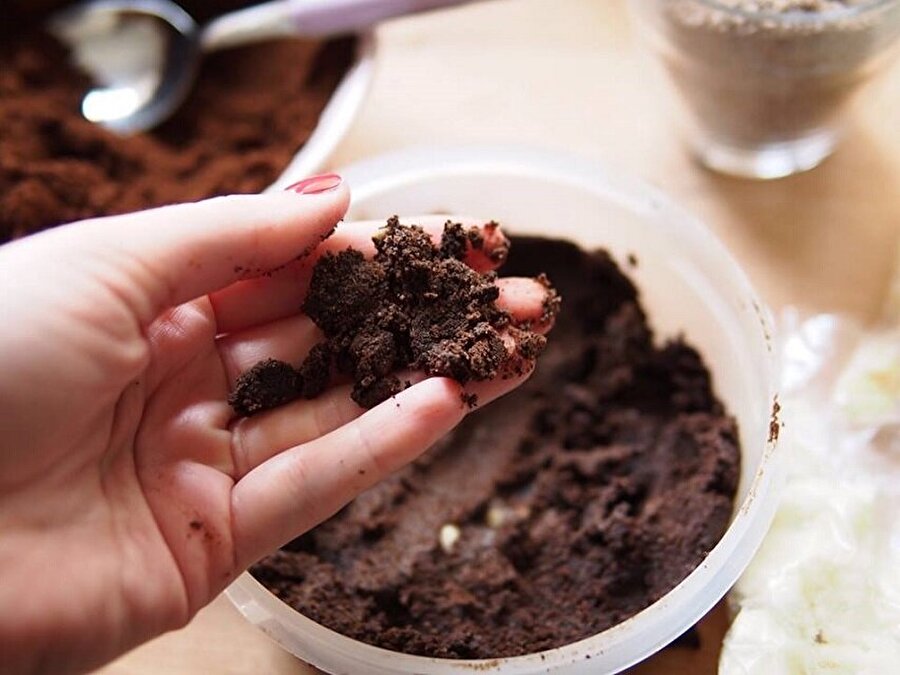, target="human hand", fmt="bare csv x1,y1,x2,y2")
0,175,554,675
